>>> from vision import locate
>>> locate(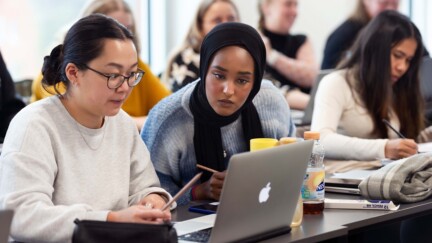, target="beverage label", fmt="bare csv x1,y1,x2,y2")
302,169,325,201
